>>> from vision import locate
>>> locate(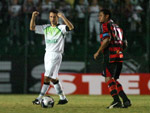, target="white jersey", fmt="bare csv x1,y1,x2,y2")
35,24,68,53
89,5,99,18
